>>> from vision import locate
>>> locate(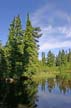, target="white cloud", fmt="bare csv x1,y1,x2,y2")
31,3,71,26
41,26,71,38
39,40,71,52
31,3,71,52
31,3,54,26
39,25,71,52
